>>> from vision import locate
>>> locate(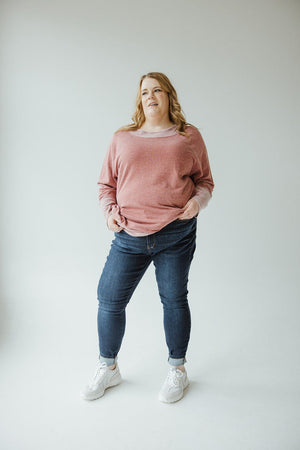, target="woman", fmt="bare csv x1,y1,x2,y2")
81,72,214,403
